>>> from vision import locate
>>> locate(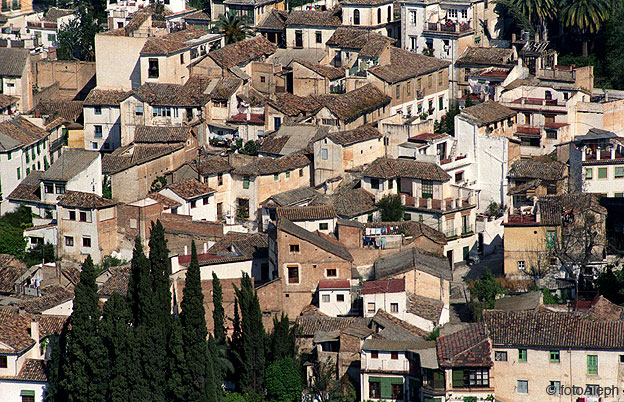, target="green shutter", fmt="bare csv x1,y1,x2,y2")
587,355,598,374
390,377,404,384
546,231,556,249
369,376,381,382
452,369,464,387
20,390,35,396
